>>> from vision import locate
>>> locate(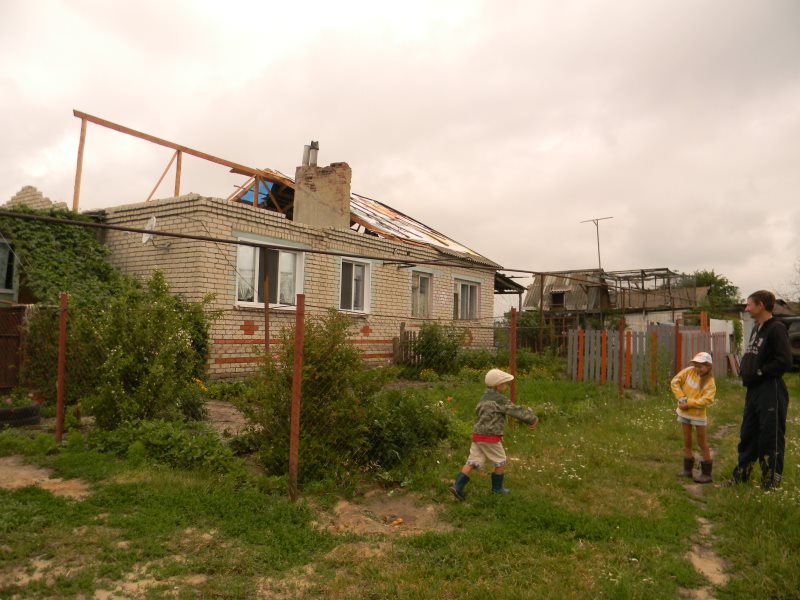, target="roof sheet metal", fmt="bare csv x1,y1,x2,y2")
232,172,498,267
349,193,497,267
